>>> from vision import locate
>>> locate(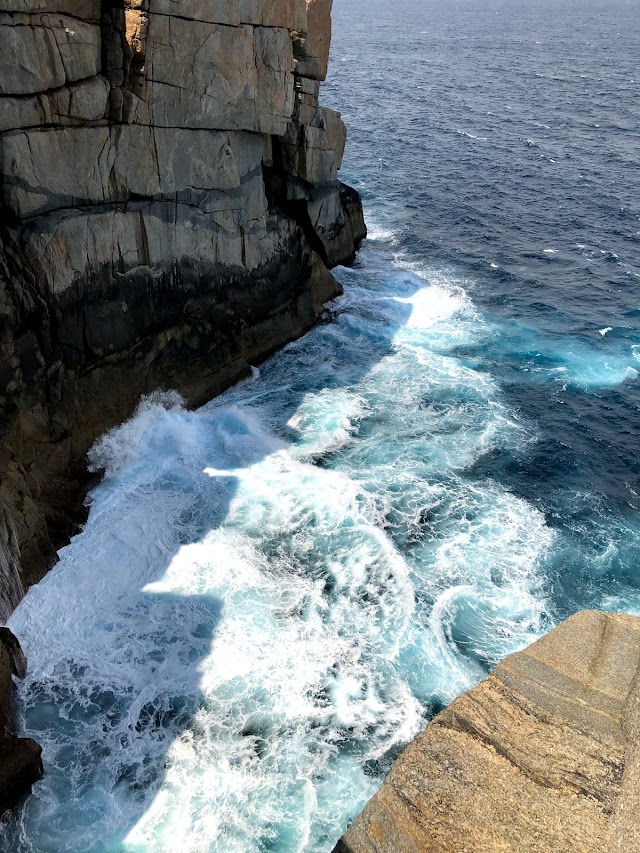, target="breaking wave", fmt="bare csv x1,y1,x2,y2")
6,236,555,852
